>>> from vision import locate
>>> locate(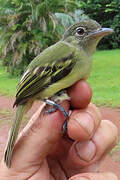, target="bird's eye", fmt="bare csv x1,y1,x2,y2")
76,27,85,36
